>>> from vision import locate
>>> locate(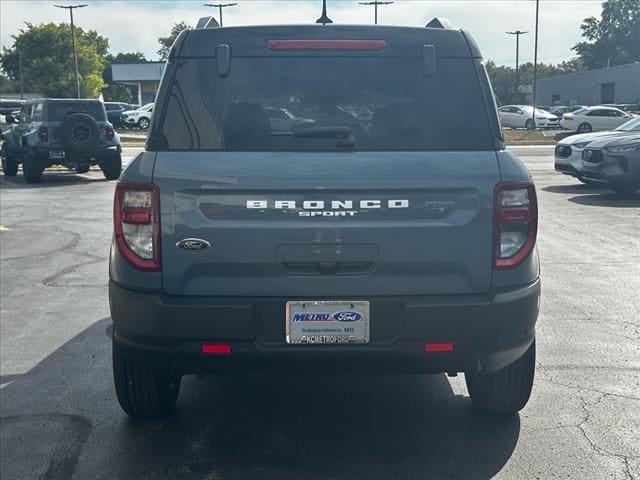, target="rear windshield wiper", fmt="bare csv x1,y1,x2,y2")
292,125,355,149
292,126,353,139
